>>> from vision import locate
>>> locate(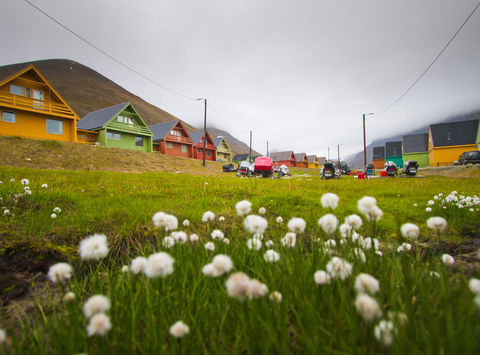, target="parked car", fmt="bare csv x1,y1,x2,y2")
278,164,290,177
364,163,375,176
455,152,466,165
384,161,398,177
321,161,340,179
237,161,251,176
463,150,480,164
402,161,418,176
222,163,236,172
340,161,351,175
254,156,273,178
